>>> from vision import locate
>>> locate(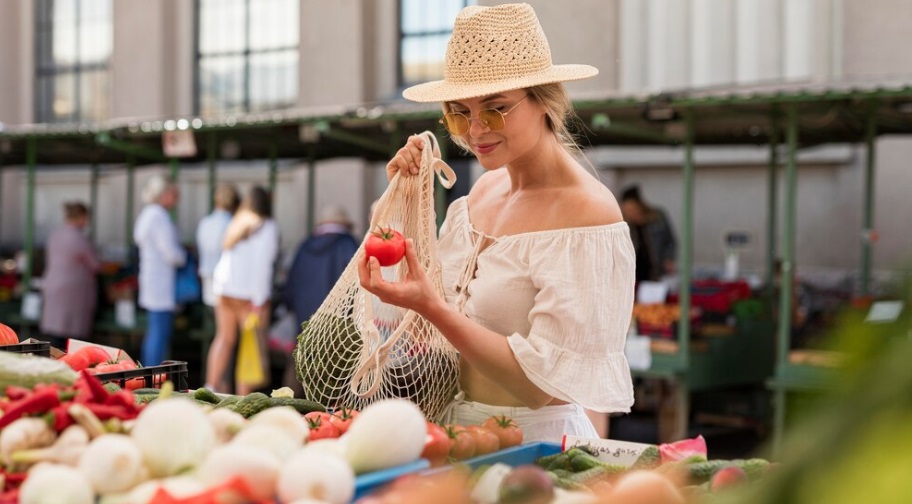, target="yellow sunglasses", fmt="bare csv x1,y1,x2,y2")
439,95,529,135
